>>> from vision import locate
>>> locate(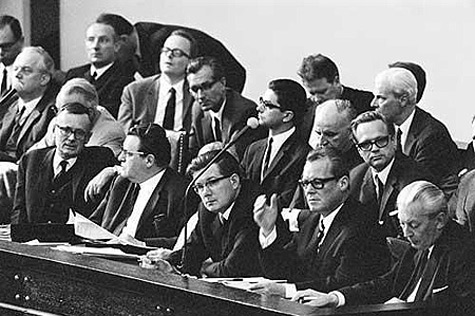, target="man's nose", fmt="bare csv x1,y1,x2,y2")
371,97,379,108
